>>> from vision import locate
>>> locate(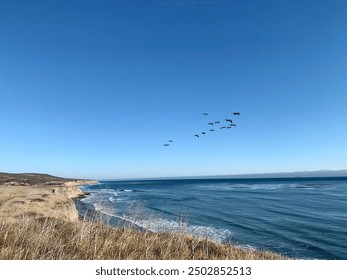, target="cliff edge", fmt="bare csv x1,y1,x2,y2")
0,173,97,223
